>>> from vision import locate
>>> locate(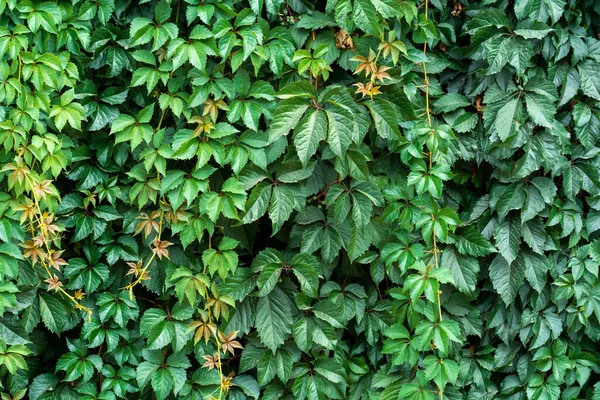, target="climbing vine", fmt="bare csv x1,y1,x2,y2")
1,0,600,399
